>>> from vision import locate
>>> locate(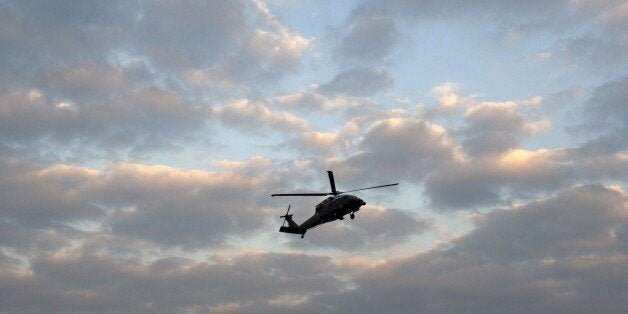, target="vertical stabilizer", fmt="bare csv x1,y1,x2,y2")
280,205,301,234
